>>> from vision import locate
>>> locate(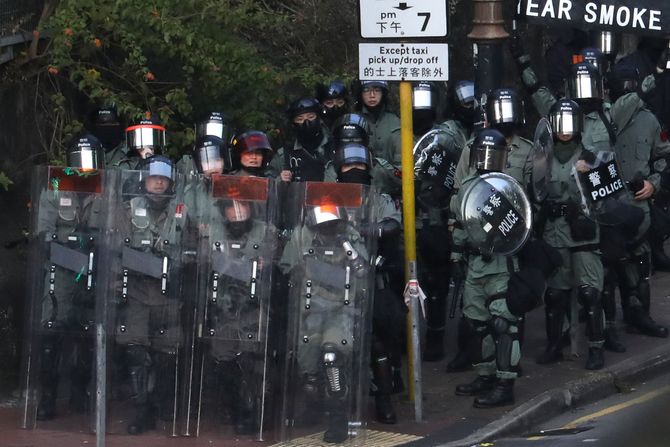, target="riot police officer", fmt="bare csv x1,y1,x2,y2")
535,100,607,369
440,80,477,144
88,104,127,167
607,62,670,338
269,98,332,182
119,112,167,170
450,129,545,408
178,111,234,176
279,184,376,443
316,80,349,129
332,142,402,424
231,130,274,177
112,155,187,434
30,135,105,421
